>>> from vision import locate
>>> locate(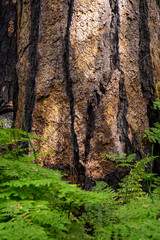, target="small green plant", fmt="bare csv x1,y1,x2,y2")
106,153,158,202
105,153,146,202
144,98,160,144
